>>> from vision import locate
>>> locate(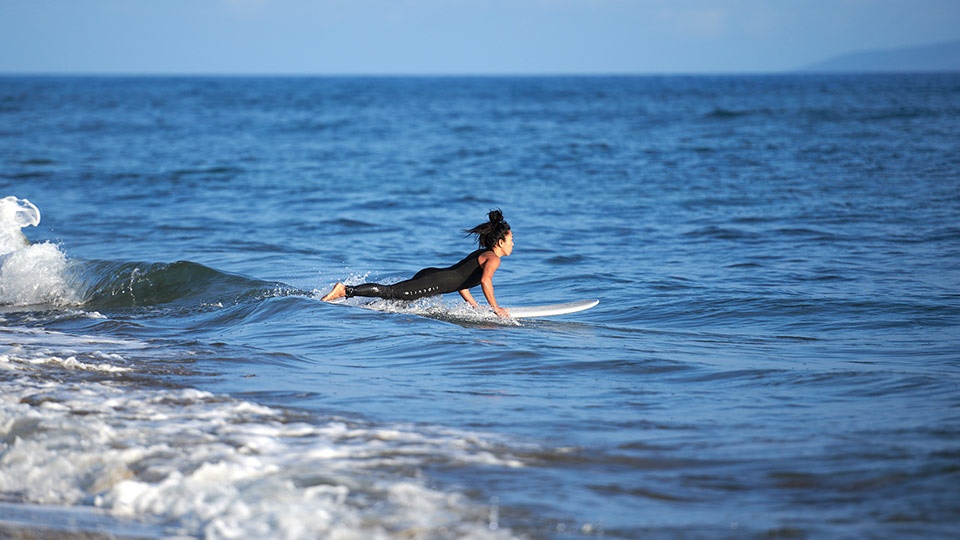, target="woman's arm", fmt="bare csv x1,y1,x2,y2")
479,254,509,318
459,288,479,307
